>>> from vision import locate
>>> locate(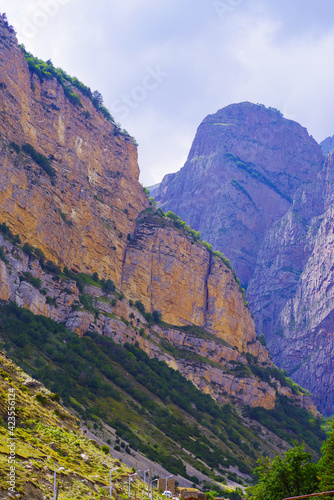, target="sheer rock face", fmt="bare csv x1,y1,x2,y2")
248,153,334,416
0,16,265,359
121,213,263,354
155,102,324,284
0,17,148,283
